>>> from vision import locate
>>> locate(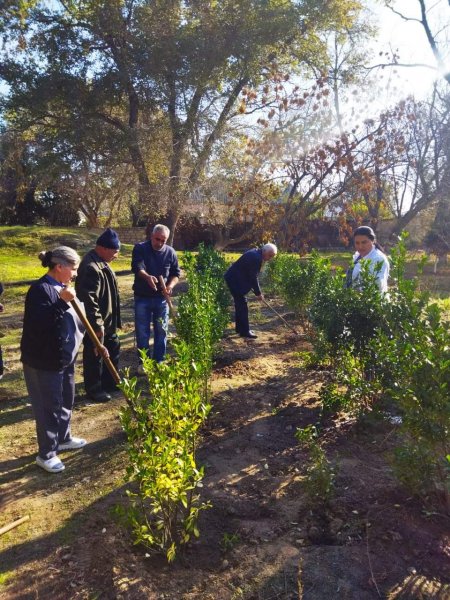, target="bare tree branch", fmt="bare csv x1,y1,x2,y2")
363,62,438,72
385,3,422,24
